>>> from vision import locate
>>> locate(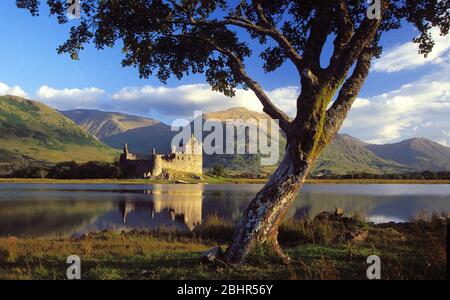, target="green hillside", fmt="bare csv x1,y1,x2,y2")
314,134,412,175
0,95,117,174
